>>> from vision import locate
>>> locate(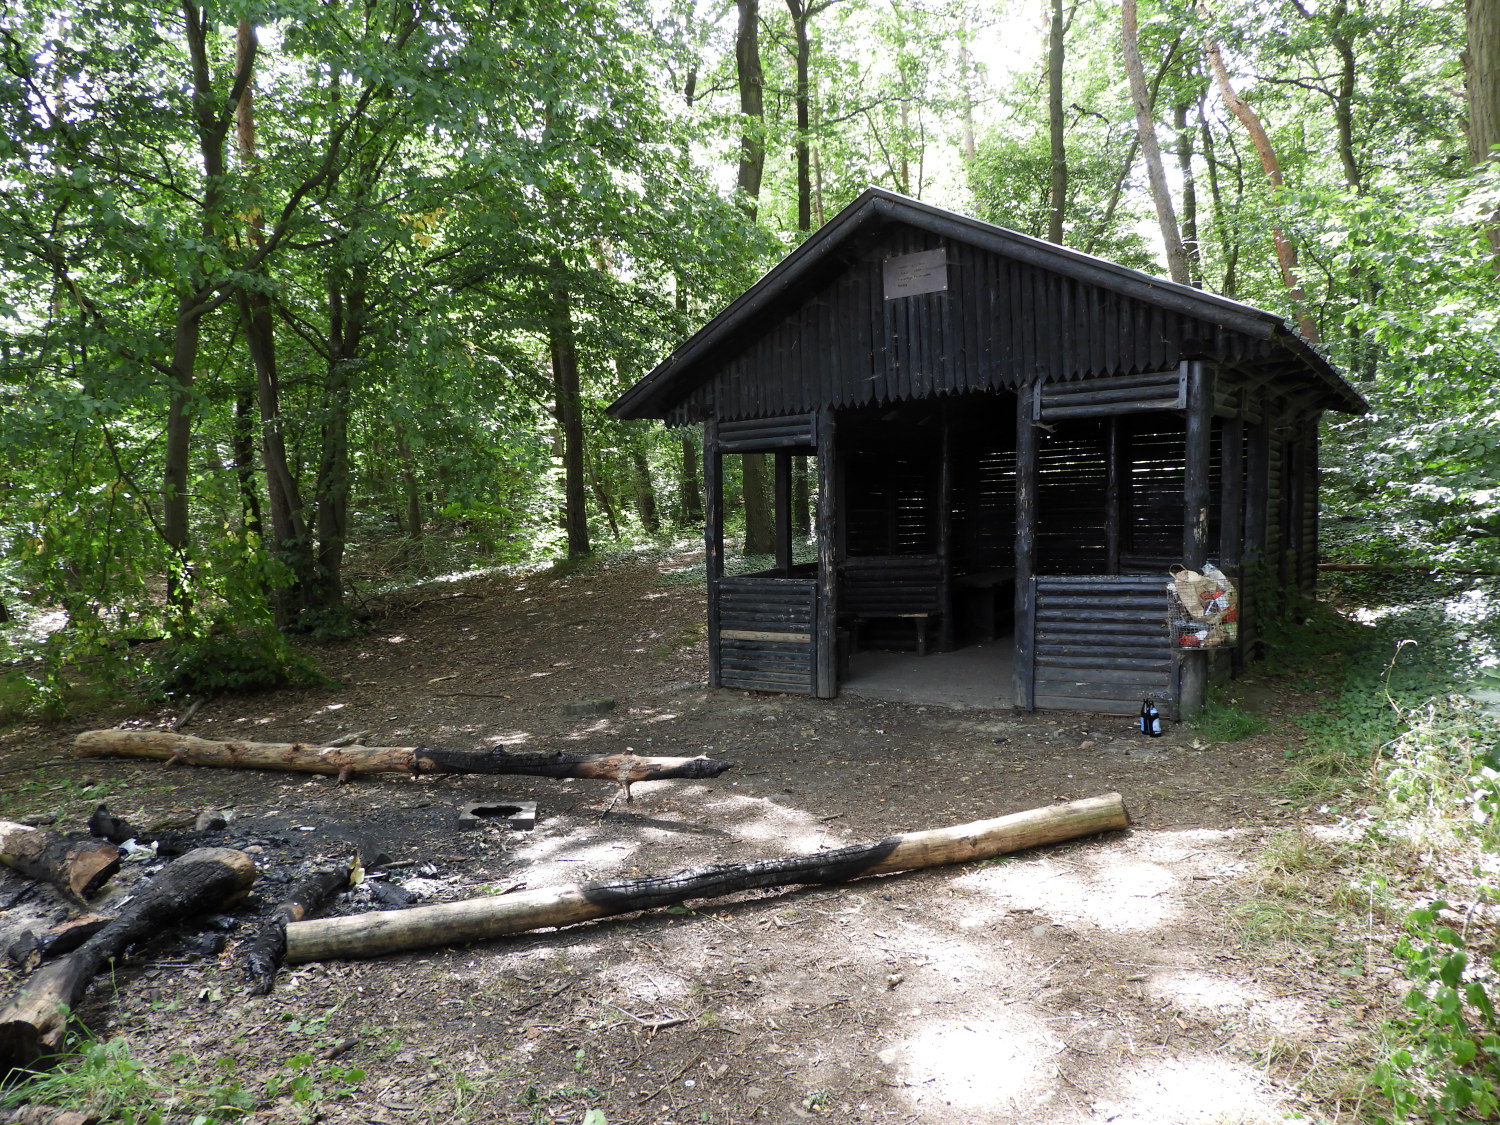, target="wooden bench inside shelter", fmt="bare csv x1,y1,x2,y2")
838,555,945,655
